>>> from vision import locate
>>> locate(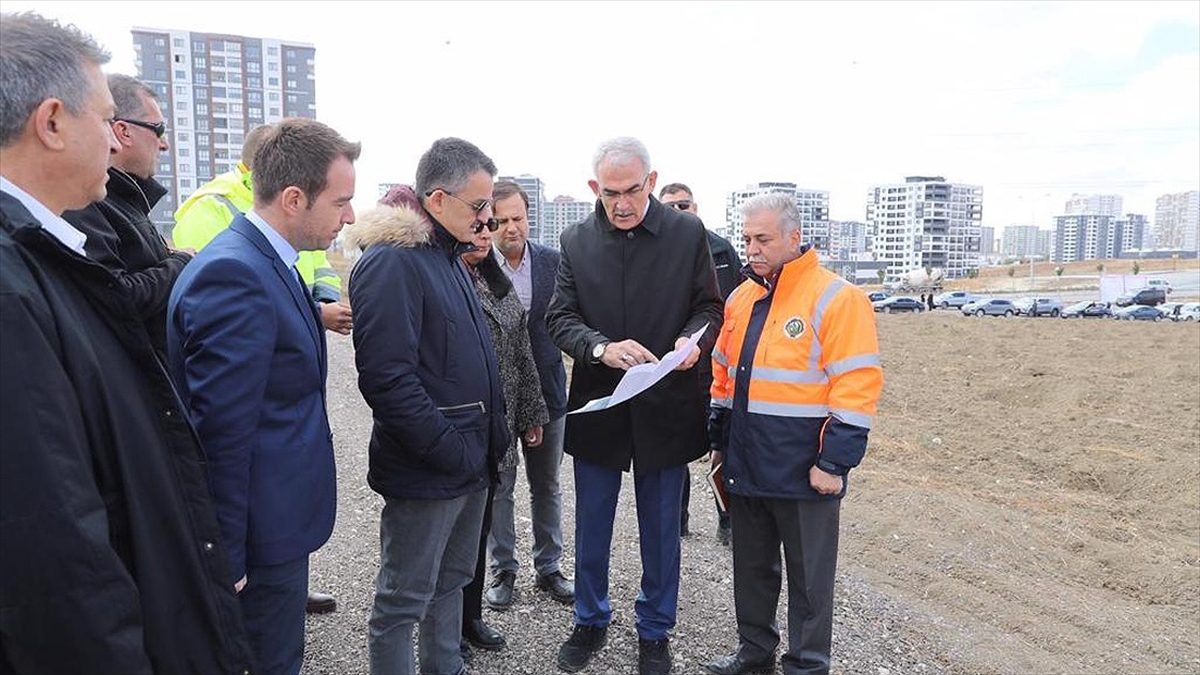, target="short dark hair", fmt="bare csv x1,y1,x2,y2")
659,183,693,199
414,137,497,202
0,12,110,147
241,123,275,169
107,73,155,119
252,118,360,207
492,180,529,209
